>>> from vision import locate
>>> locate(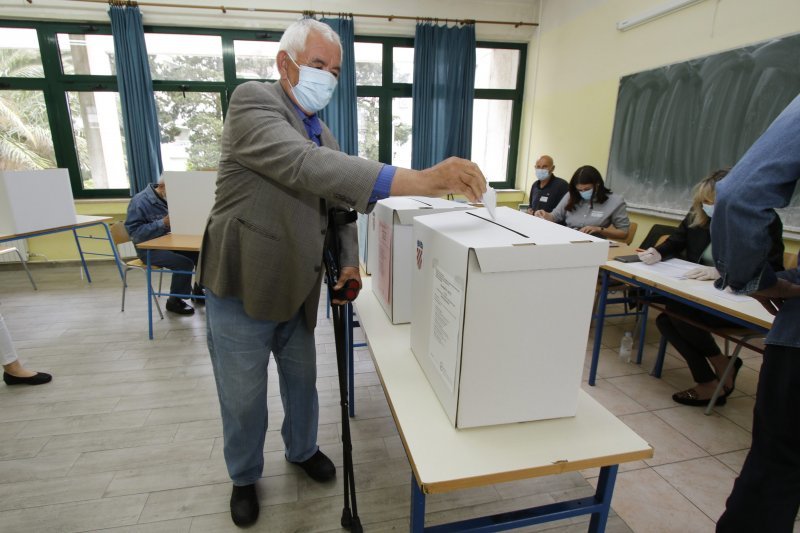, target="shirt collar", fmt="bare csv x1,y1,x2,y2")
292,101,322,138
